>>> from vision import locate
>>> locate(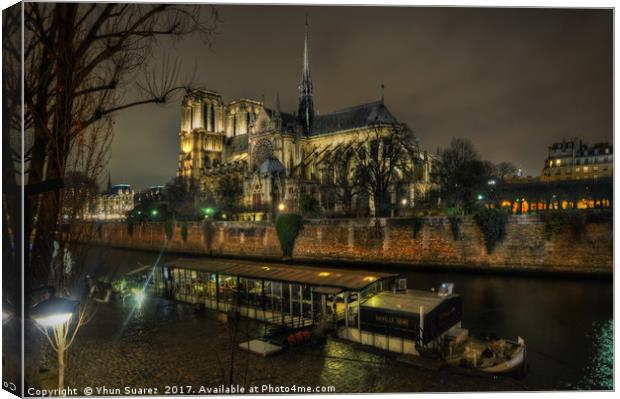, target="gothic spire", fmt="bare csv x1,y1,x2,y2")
297,13,315,136
303,14,310,79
